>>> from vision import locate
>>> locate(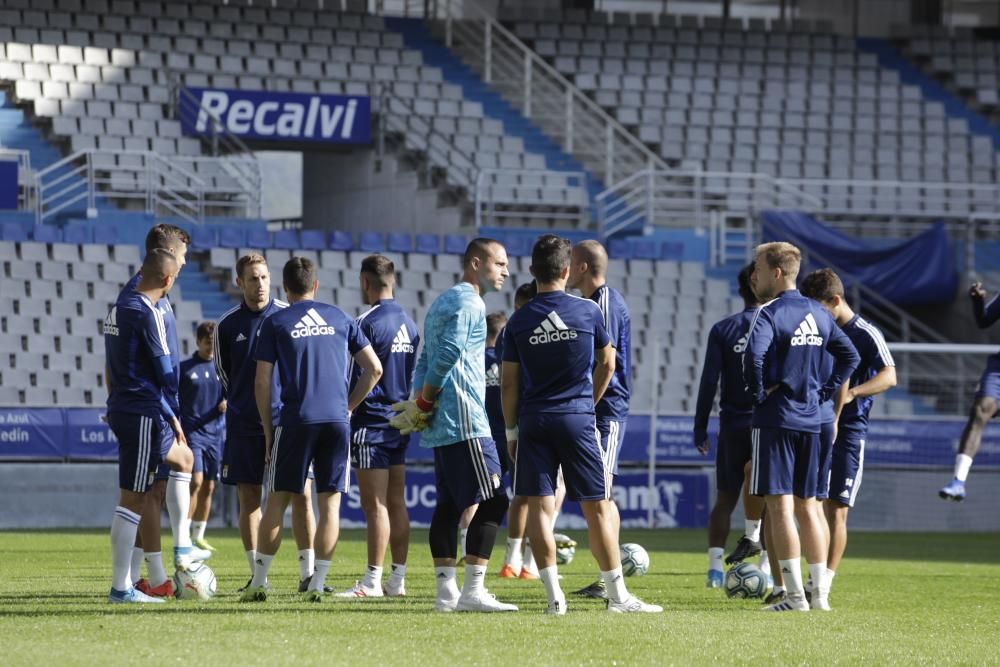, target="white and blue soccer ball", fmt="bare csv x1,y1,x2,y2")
173,563,217,601
555,533,577,565
619,543,649,577
724,563,767,599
